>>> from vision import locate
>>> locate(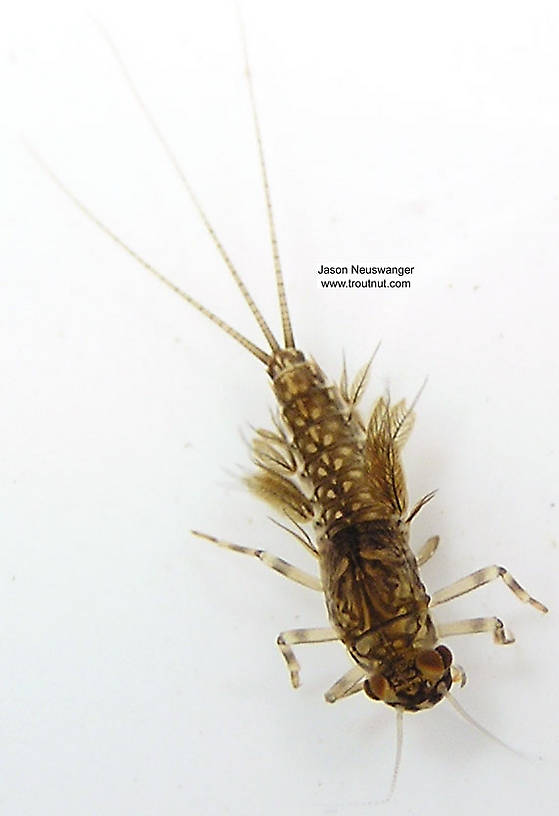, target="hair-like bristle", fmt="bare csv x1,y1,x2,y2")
237,10,295,349
29,18,296,367
25,140,272,366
